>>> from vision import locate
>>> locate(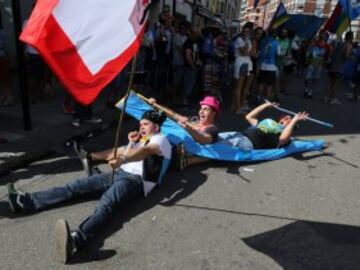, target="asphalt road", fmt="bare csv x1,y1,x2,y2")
1,75,360,269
